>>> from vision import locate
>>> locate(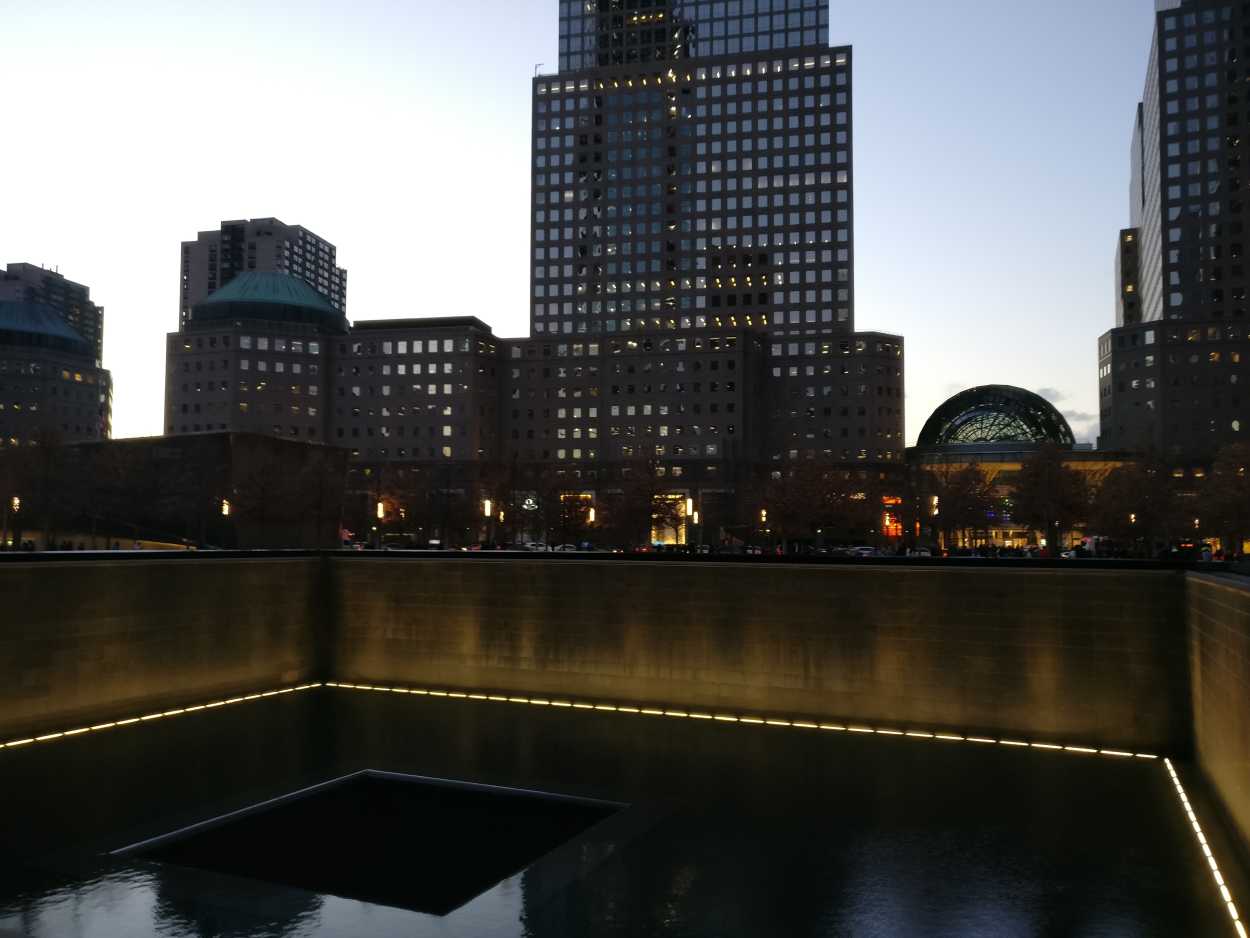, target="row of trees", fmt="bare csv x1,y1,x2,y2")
5,434,1247,554
0,432,346,549
358,459,695,549
920,443,1250,556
